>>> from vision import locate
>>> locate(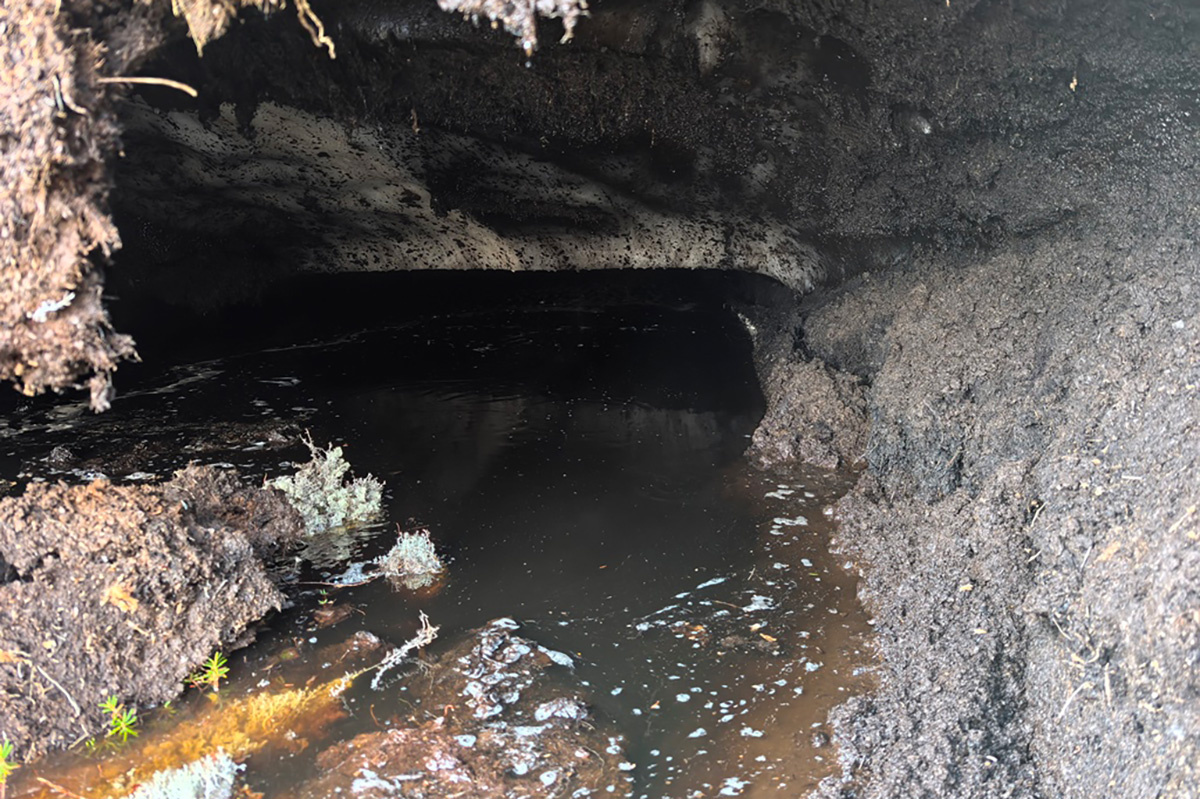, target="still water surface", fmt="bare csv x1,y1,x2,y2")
1,296,872,797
